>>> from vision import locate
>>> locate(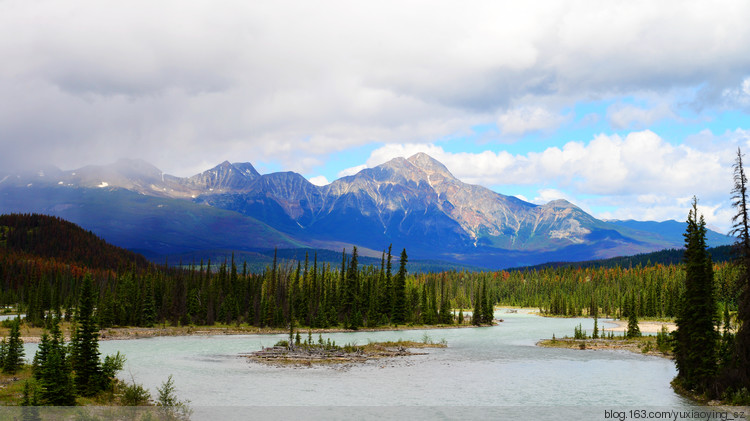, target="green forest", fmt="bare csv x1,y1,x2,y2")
0,214,744,332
